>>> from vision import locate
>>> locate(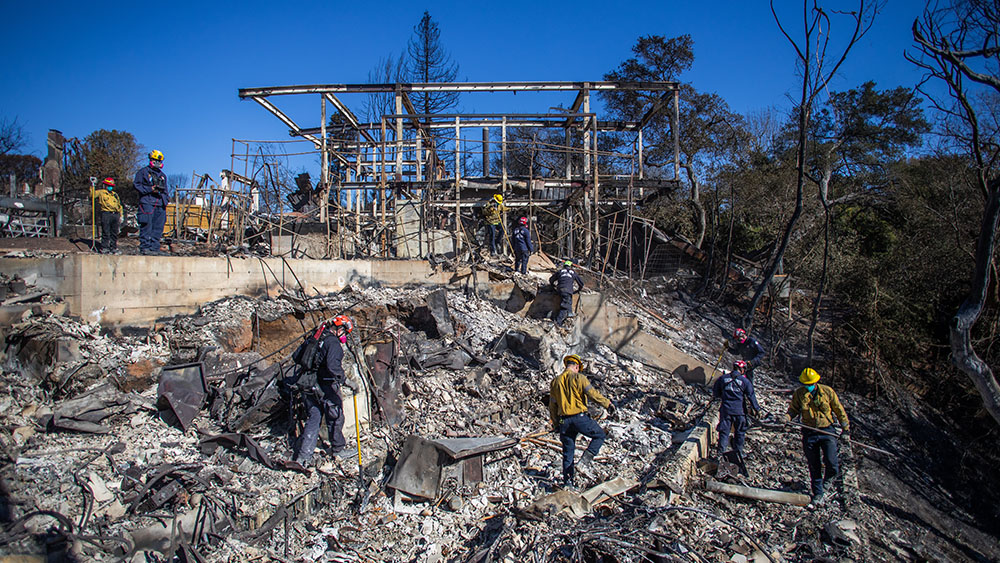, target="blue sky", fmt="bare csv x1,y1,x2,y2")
1,0,927,182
